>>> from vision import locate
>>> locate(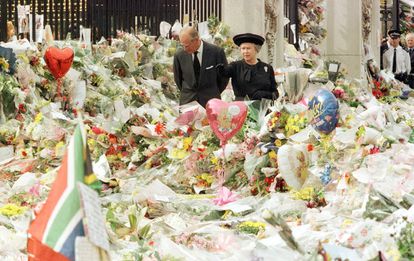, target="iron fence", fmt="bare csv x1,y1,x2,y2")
0,0,222,42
